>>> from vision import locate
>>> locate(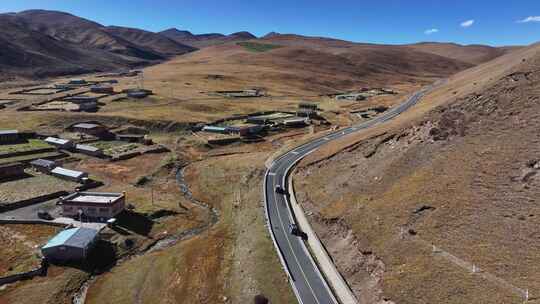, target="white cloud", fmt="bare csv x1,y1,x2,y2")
424,28,439,35
518,16,540,23
461,19,475,28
